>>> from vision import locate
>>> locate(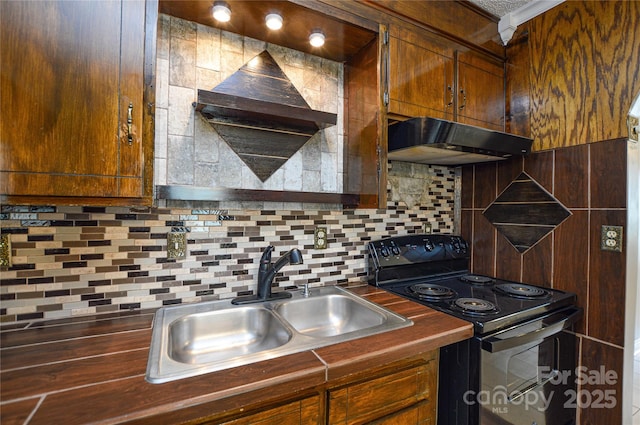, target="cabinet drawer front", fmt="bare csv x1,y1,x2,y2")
328,360,436,425
217,395,321,425
369,400,433,425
